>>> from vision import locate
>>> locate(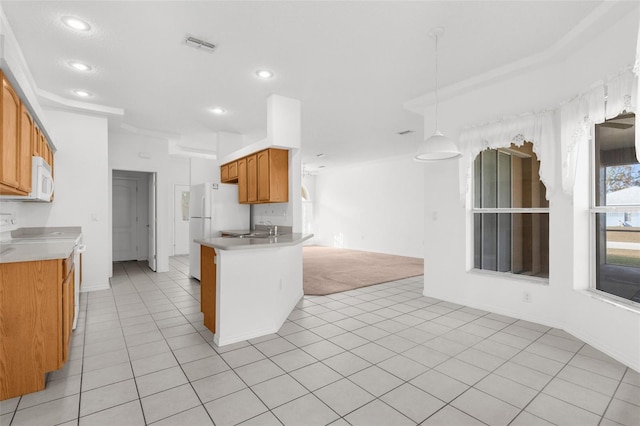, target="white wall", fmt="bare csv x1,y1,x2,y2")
419,11,640,370
314,155,424,258
108,131,171,272
0,110,111,292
